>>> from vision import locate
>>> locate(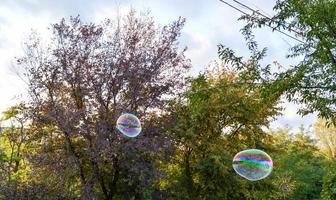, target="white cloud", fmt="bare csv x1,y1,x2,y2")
0,2,53,112
270,99,317,132
181,32,215,75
